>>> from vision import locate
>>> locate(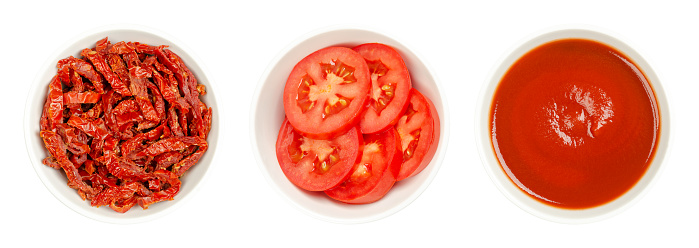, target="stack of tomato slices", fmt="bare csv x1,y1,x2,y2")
276,43,440,204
